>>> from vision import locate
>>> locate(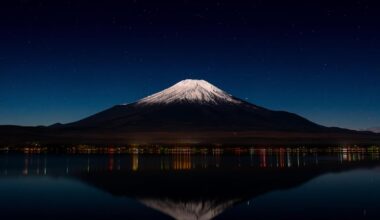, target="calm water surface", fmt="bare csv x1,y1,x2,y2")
0,148,380,220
